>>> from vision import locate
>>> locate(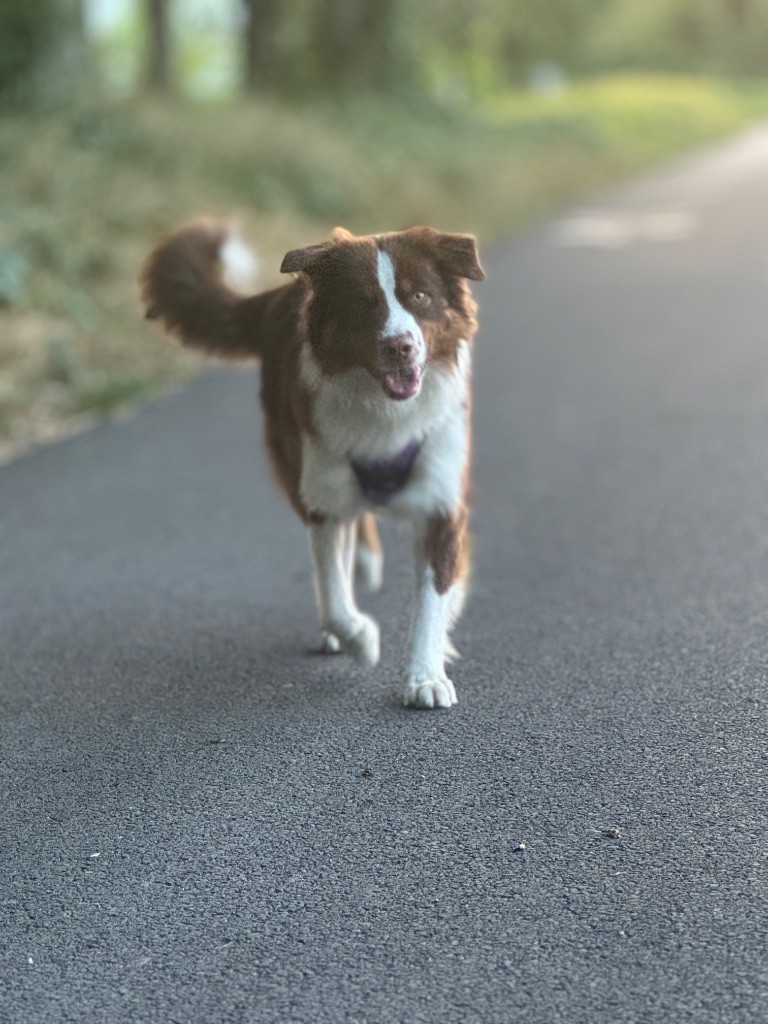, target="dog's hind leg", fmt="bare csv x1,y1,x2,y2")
355,512,383,593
